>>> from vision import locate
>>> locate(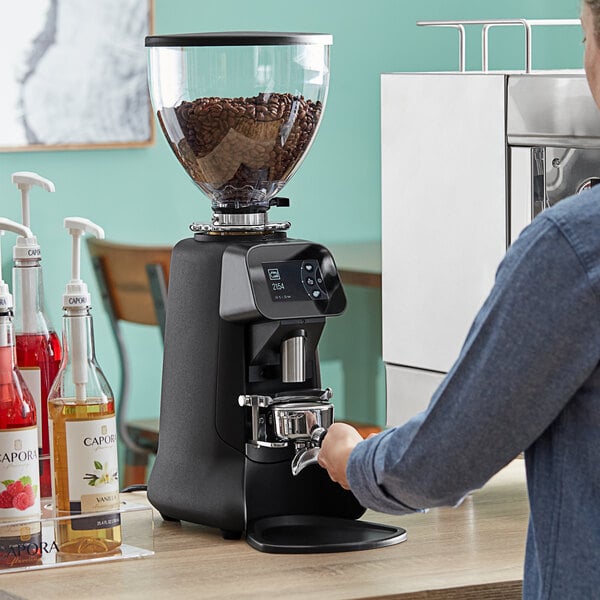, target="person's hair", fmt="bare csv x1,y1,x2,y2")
585,0,600,37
